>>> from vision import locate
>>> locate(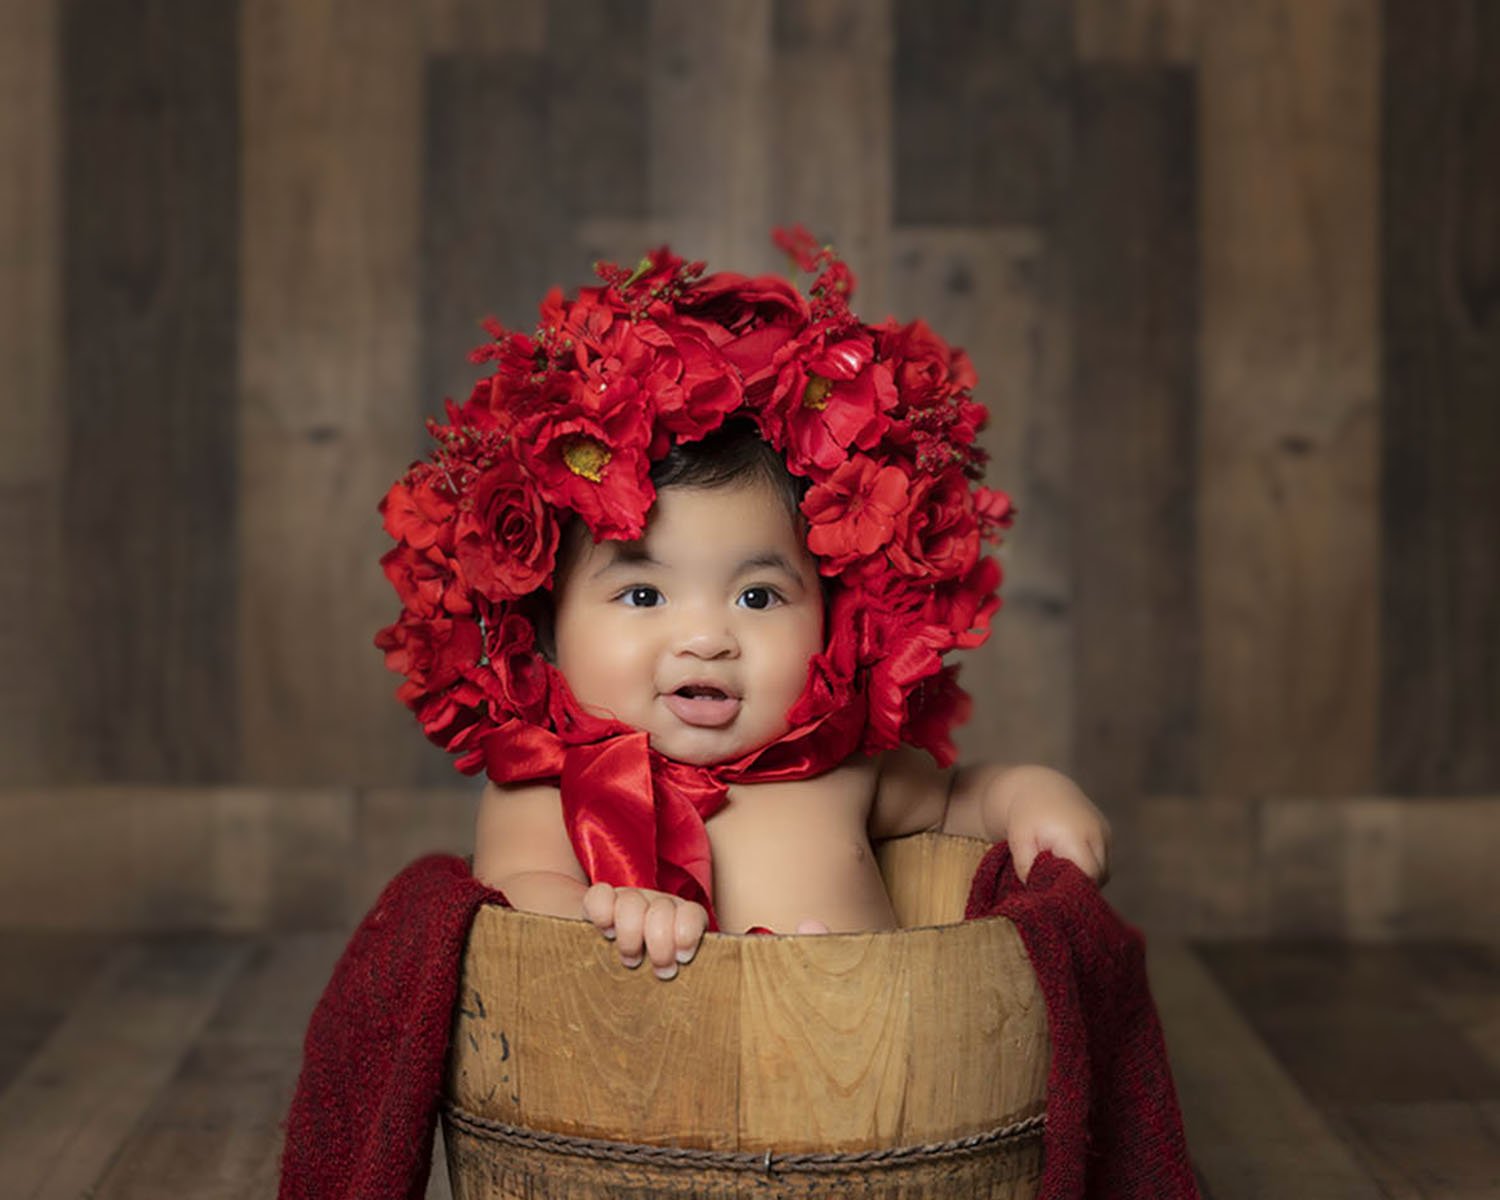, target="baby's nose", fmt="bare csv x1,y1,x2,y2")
674,615,739,659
